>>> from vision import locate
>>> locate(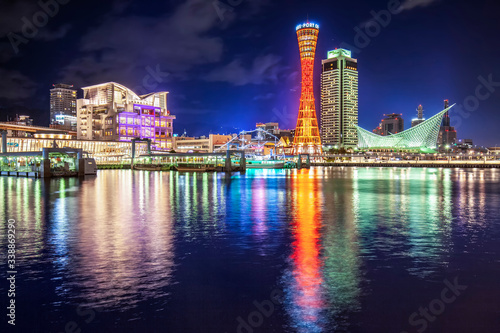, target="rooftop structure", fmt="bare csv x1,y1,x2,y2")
412,105,425,127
